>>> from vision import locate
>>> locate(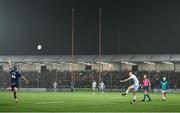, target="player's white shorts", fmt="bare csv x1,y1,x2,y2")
92,87,96,91
161,90,167,93
100,87,104,90
132,85,139,91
